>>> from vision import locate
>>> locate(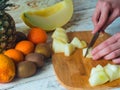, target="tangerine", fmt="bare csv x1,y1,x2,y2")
27,28,47,44
15,40,34,55
4,49,24,63
0,54,15,83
